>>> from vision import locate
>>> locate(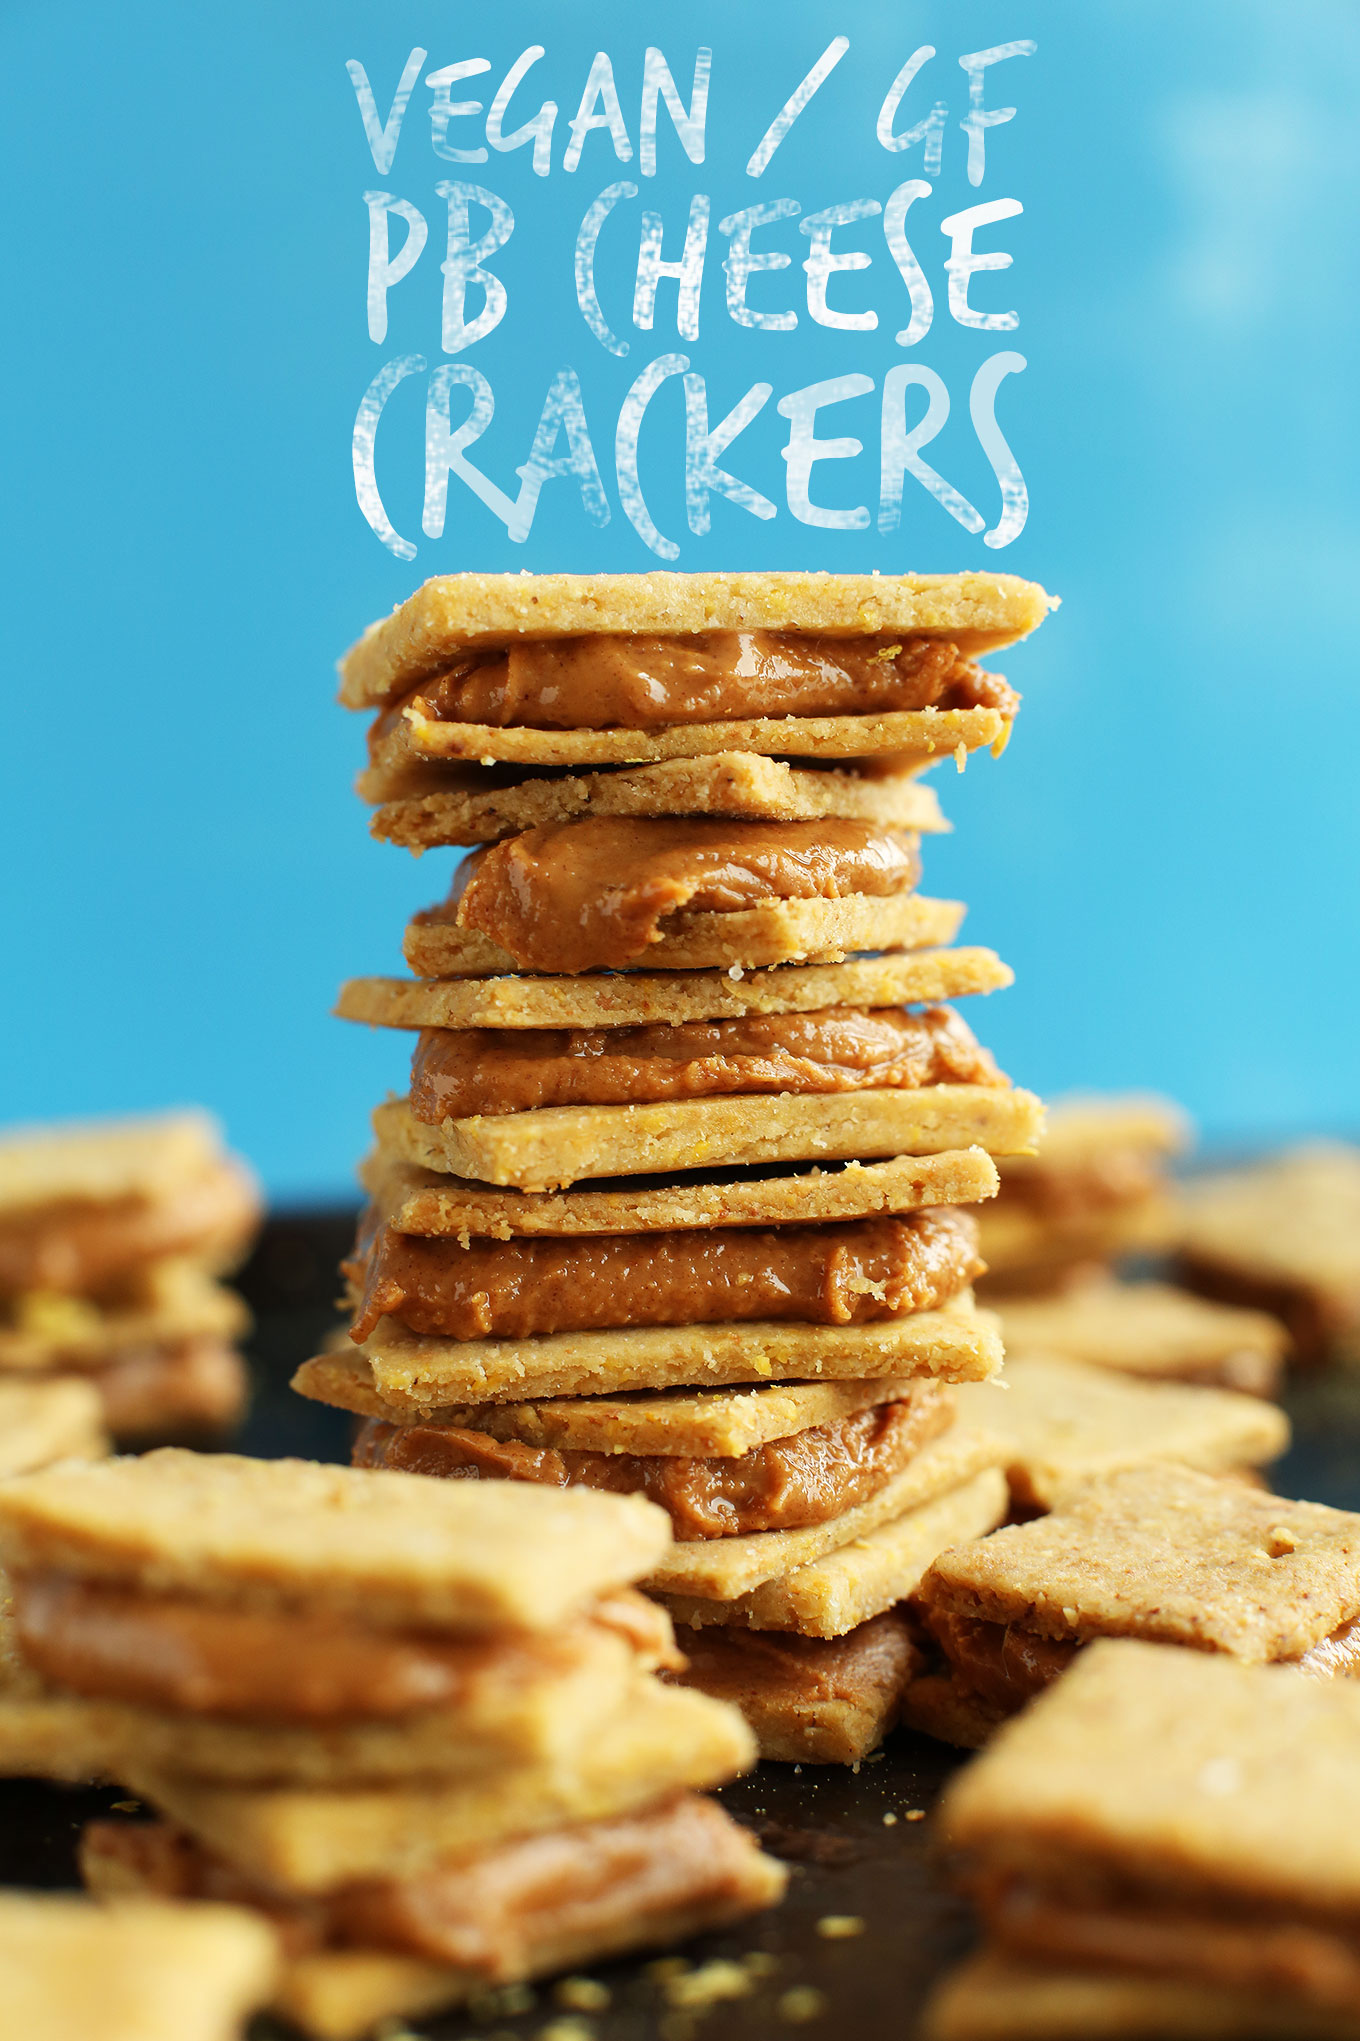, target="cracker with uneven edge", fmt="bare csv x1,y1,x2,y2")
0,1448,671,1632
940,1637,1360,1915
923,1462,1360,1659
375,1083,1042,1192
996,1277,1288,1396
0,1892,279,2041
364,1147,1001,1242
314,1291,1003,1411
648,1427,1007,1599
664,1463,1010,1639
1000,1091,1191,1172
672,1608,919,1765
128,1679,754,1891
0,1111,235,1216
898,1667,1008,1751
340,939,1005,1032
339,568,1055,705
404,888,963,978
0,1261,248,1372
365,749,949,842
0,1618,650,1784
1179,1143,1360,1318
921,1950,1360,2041
0,1377,108,1474
376,703,1011,775
308,1368,939,1456
953,1354,1289,1510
